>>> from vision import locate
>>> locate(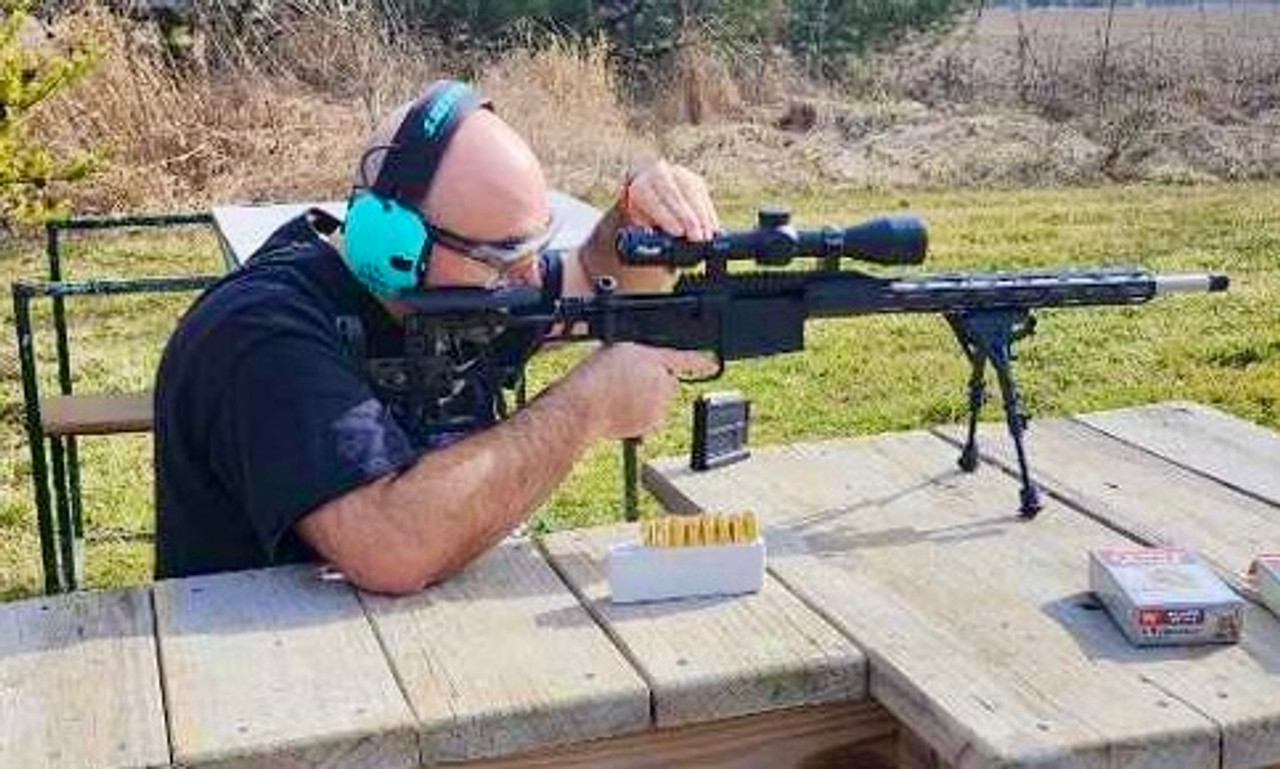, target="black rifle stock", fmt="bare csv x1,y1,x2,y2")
397,209,1229,520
